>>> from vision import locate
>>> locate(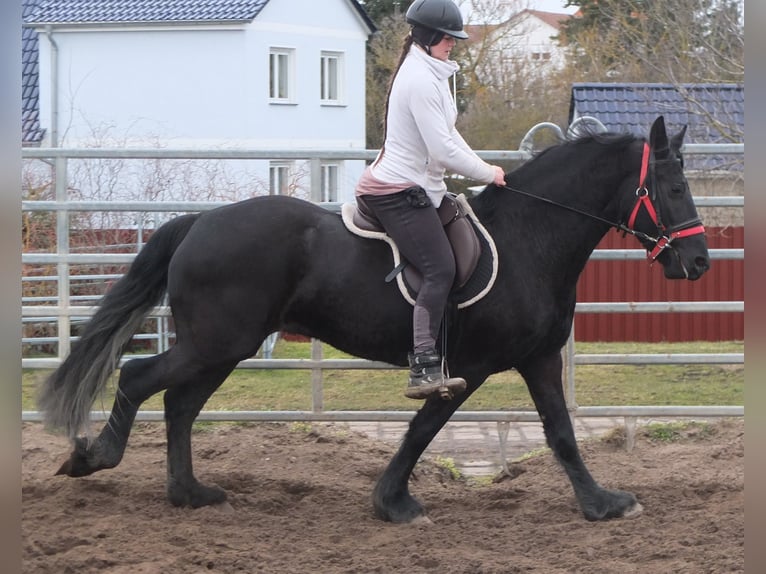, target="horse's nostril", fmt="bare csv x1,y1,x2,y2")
696,256,710,272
